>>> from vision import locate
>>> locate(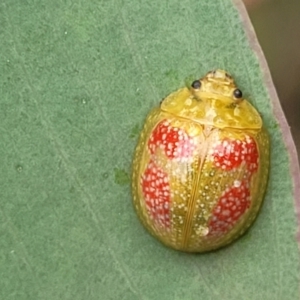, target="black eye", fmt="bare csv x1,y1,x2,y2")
191,80,201,89
233,89,243,99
